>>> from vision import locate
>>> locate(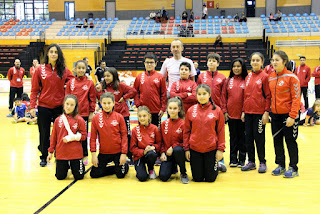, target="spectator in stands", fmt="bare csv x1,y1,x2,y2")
202,4,208,19
239,12,247,22
178,24,187,37
83,19,88,28
89,21,94,28
150,10,156,20
182,11,188,21
156,9,162,22
7,59,25,117
187,23,194,37
29,58,39,78
234,13,240,22
269,13,275,21
214,35,223,47
162,7,168,21
275,10,282,21
95,60,107,83
83,57,92,76
160,39,197,98
189,10,194,23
